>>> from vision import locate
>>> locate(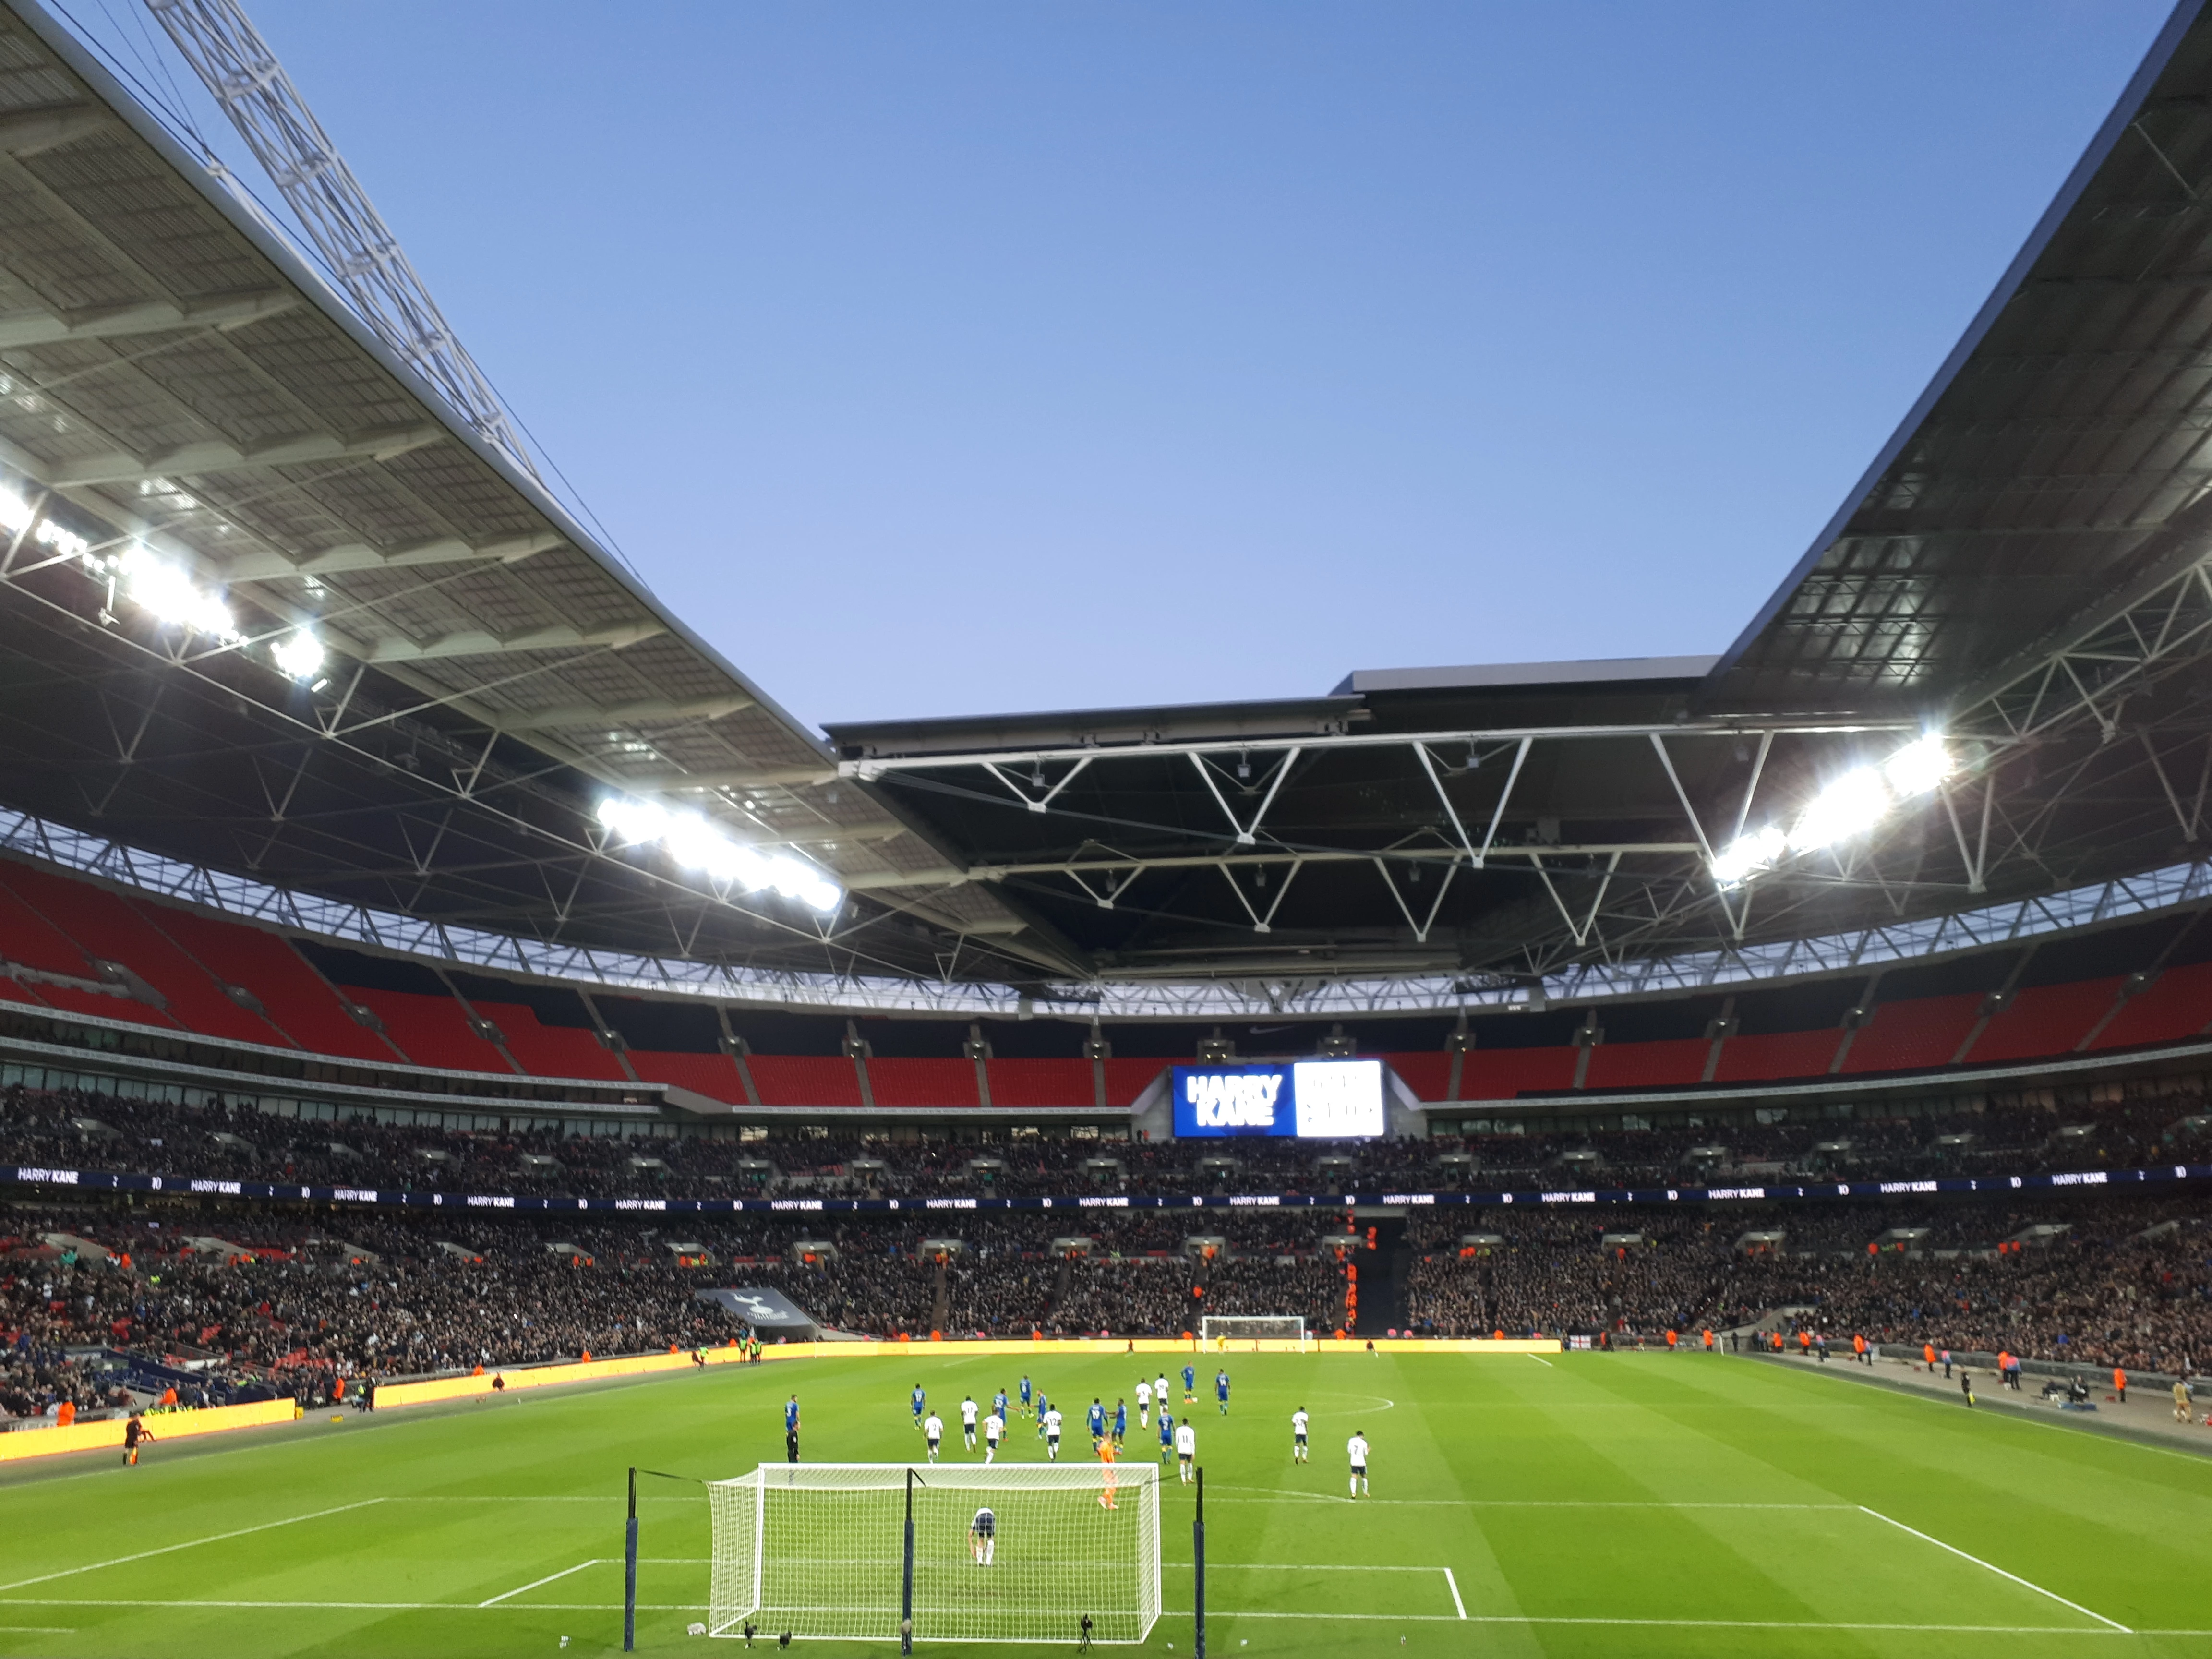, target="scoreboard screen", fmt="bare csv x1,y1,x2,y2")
1170,1059,1385,1139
